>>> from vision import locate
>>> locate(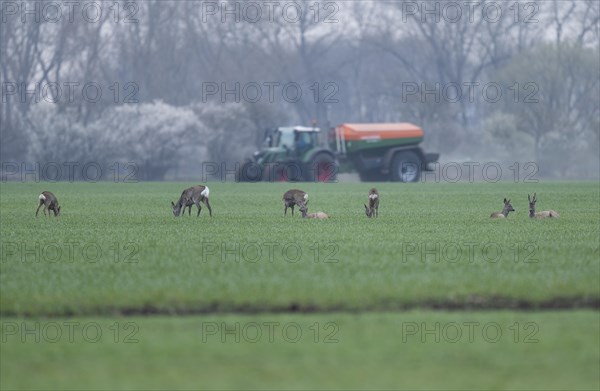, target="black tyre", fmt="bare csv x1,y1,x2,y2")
237,161,262,182
391,151,421,182
306,153,338,182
